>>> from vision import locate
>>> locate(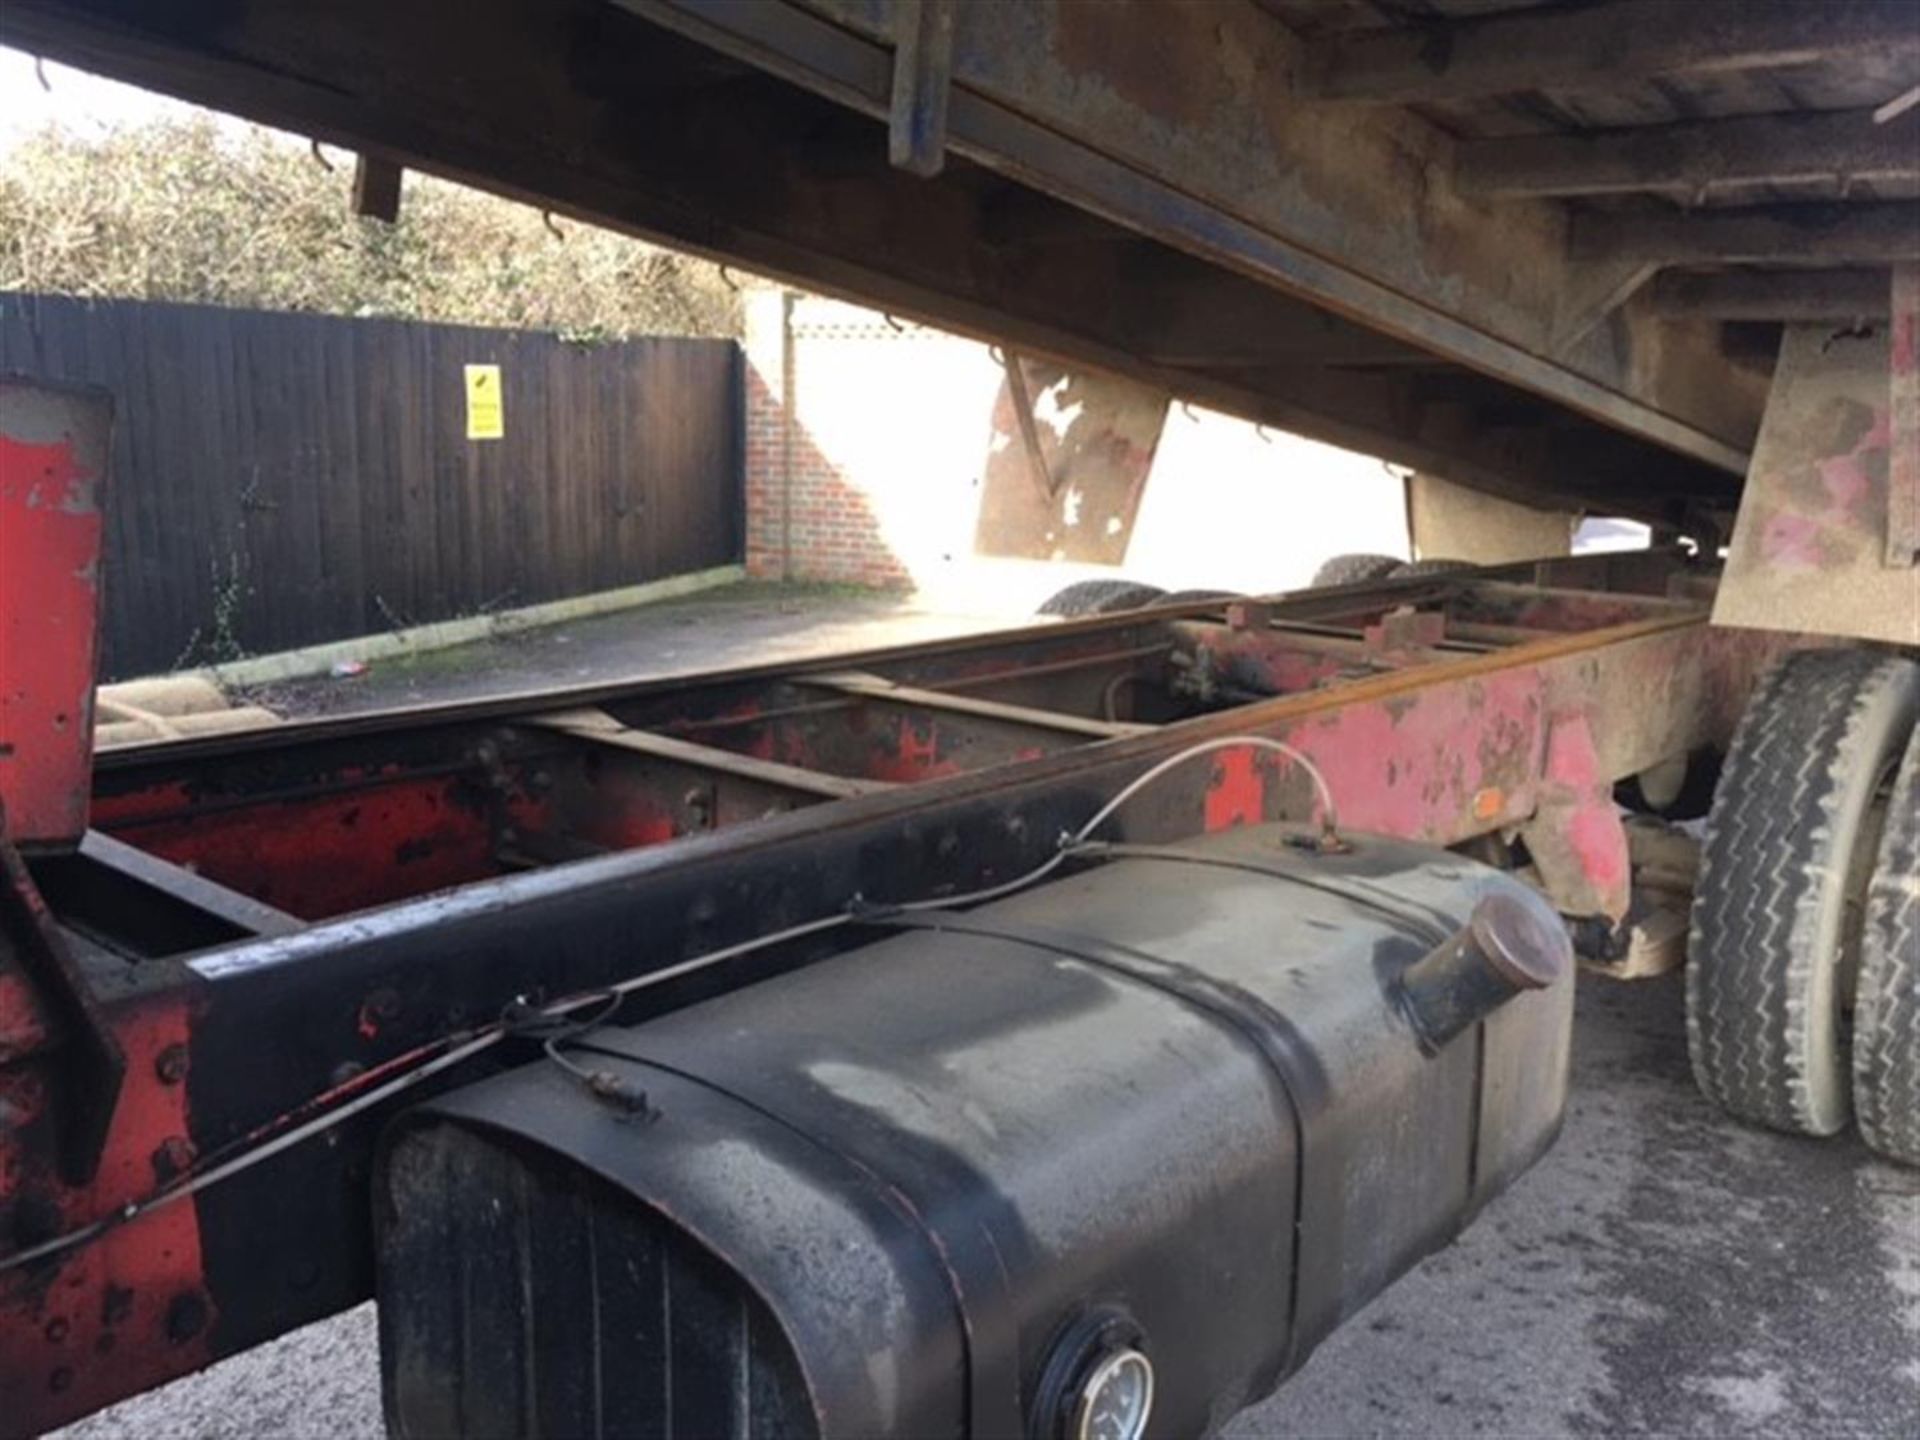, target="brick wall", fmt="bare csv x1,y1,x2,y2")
743,291,989,589
741,291,795,581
